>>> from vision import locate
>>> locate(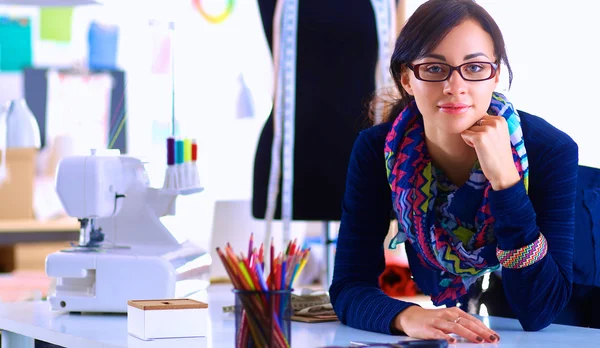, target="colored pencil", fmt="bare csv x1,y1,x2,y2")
216,236,311,347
